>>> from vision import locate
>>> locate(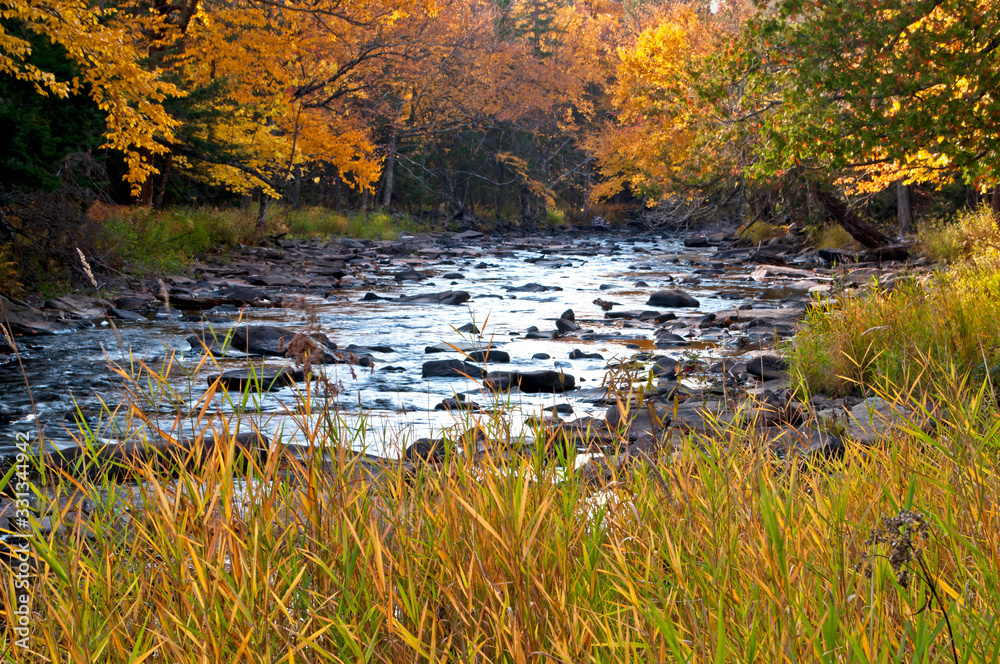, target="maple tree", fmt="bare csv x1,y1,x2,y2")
589,1,755,212
1,0,180,191
750,0,1000,234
